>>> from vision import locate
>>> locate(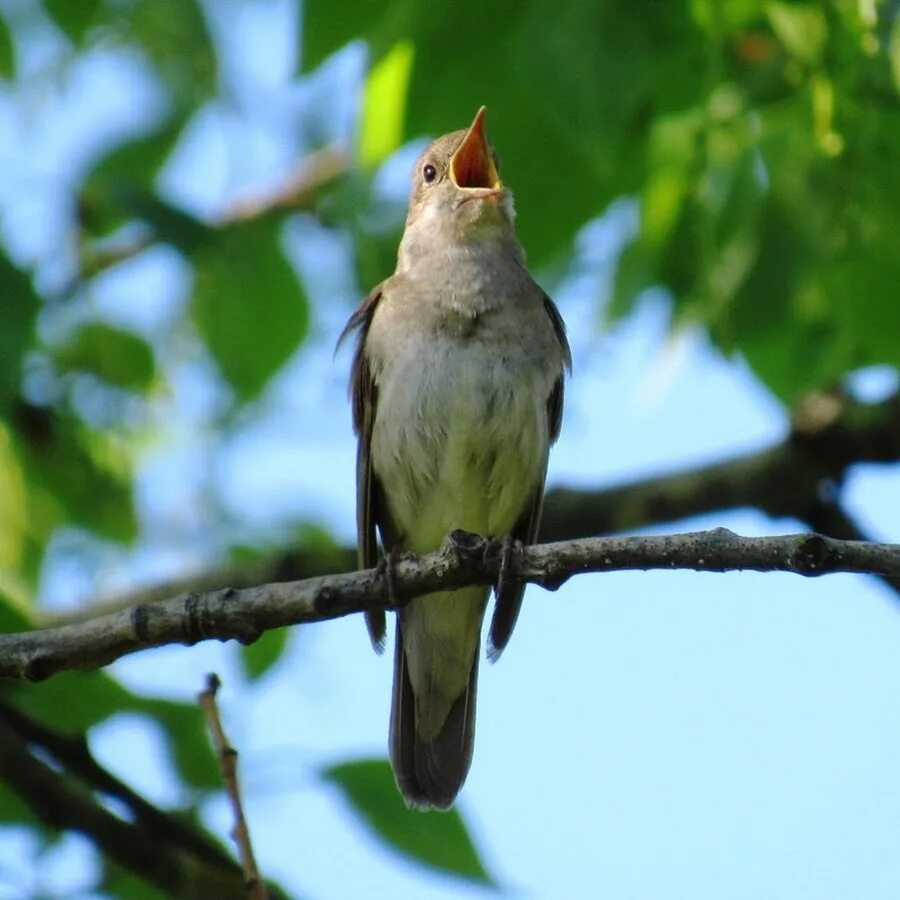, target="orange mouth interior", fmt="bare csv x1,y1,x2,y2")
450,107,500,190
